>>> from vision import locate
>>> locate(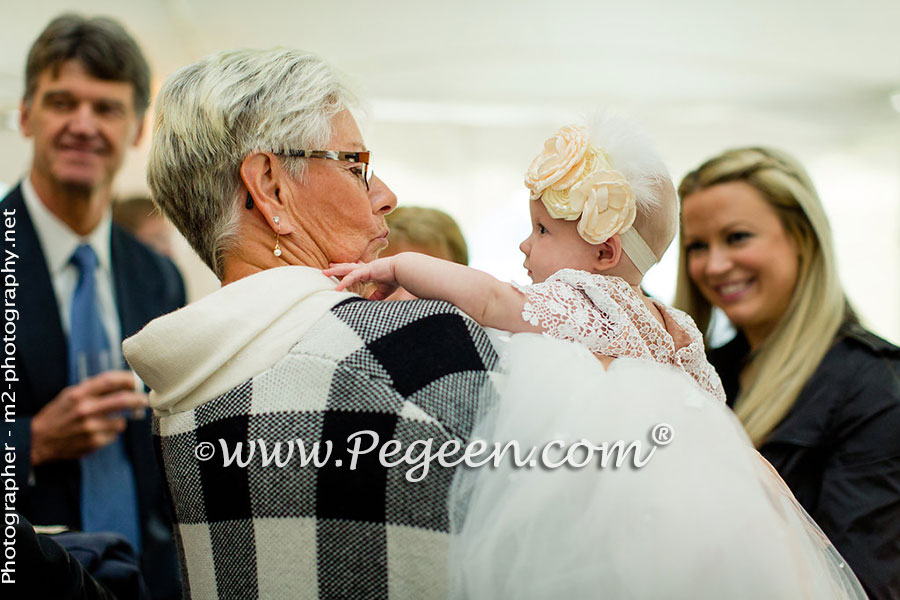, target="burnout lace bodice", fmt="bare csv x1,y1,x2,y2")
516,269,726,402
